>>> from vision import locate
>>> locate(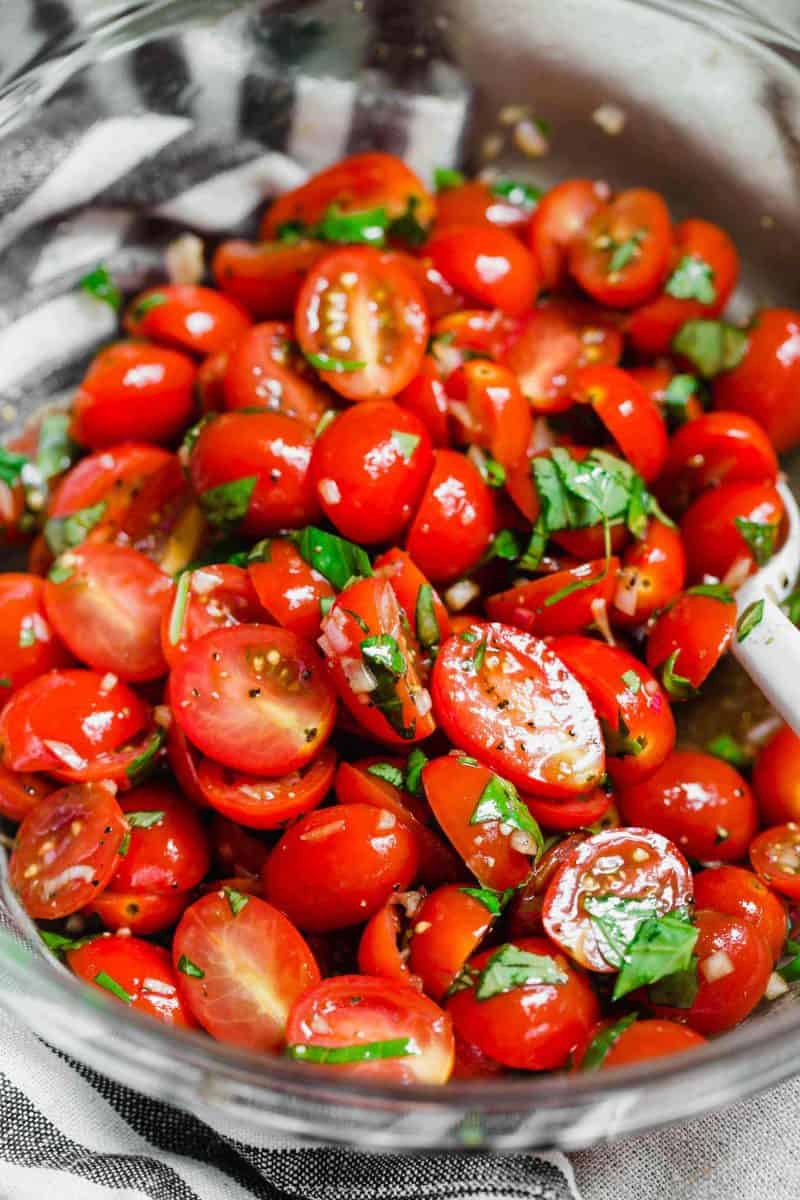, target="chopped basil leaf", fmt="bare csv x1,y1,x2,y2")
446,962,479,997
672,319,748,379
706,733,753,769
778,939,800,983
583,894,661,969
391,430,421,462
648,957,699,1008
435,167,465,192
475,943,567,1000
80,264,121,310
319,595,334,617
472,637,487,673
661,374,702,427
783,588,800,625
491,179,541,210
124,727,166,786
459,630,478,644
457,755,479,767
543,566,607,608
224,886,249,916
366,762,404,790
473,449,506,488
18,625,35,649
470,772,543,853
286,1037,418,1064
0,447,28,486
36,412,75,481
460,886,515,916
613,912,699,1001
665,255,717,305
387,195,429,248
601,713,646,759
361,634,405,676
0,677,11,688
620,669,641,694
661,649,698,701
40,930,95,954
200,475,258,529
44,500,107,556
130,291,168,319
487,529,522,563
48,562,74,584
305,351,367,373
314,409,337,438
580,1012,638,1070
276,220,308,244
316,204,389,246
607,233,643,275
125,810,165,830
118,831,131,857
735,517,777,566
415,583,440,650
177,955,204,979
360,635,415,740
737,598,764,643
94,970,132,1003
404,748,428,797
341,607,369,634
168,569,192,646
687,583,734,603
518,515,548,571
